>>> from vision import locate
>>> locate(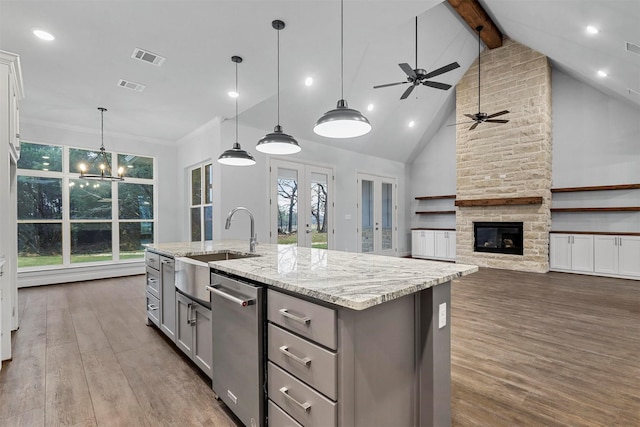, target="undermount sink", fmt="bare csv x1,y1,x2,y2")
186,251,259,263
